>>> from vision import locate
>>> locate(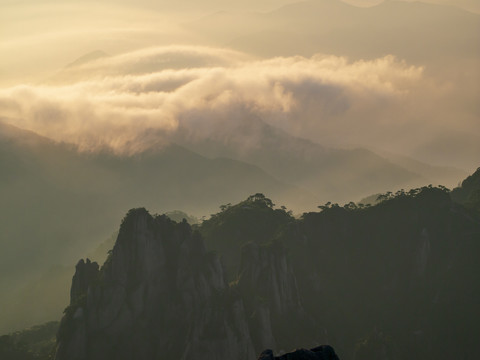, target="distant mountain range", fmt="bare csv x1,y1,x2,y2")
0,120,306,332
0,138,478,358
0,117,468,333
188,0,480,64
173,115,467,204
